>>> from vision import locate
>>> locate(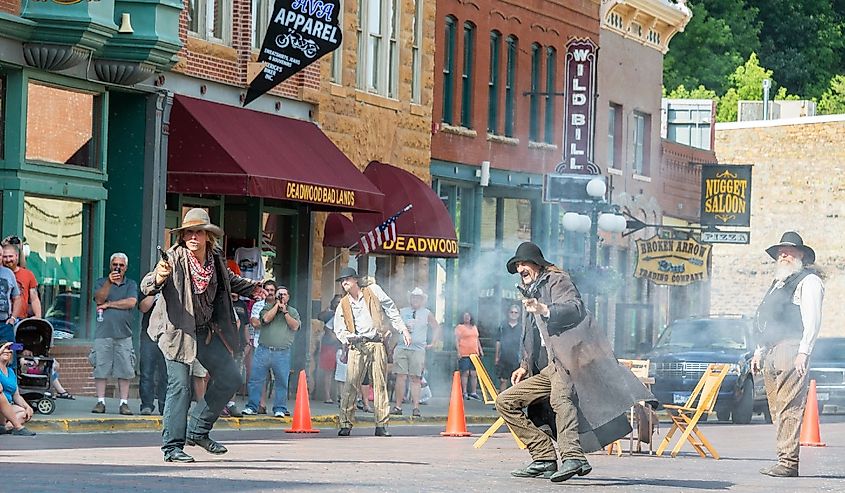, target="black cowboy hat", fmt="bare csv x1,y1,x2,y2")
765,231,815,265
507,242,553,274
335,267,359,282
